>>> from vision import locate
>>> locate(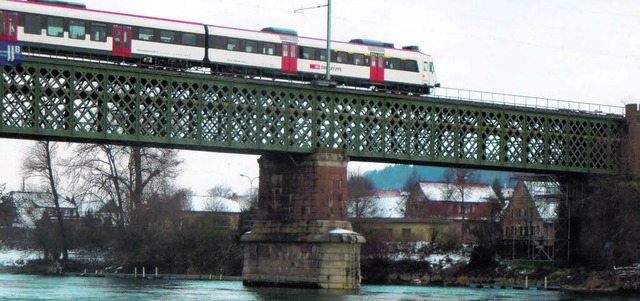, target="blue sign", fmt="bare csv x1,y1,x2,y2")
0,41,22,66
